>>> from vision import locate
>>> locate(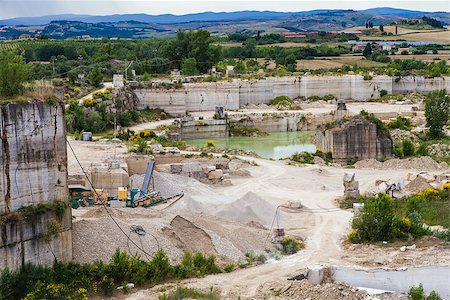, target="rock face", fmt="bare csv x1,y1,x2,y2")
315,116,392,163
0,101,72,270
134,75,450,115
